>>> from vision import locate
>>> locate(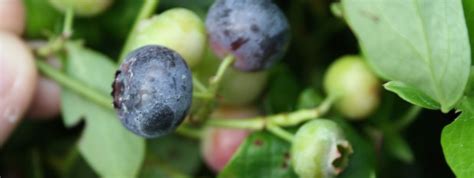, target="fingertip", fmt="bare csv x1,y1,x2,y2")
0,32,37,146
